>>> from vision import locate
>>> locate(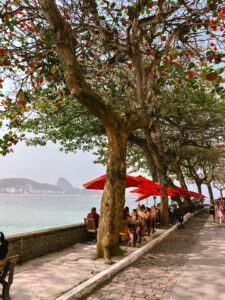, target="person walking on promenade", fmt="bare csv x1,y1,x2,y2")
215,201,224,226
209,203,215,223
